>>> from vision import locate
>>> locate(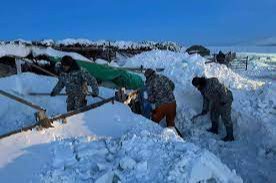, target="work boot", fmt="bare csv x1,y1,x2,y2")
222,125,234,141
222,135,234,141
207,127,218,134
